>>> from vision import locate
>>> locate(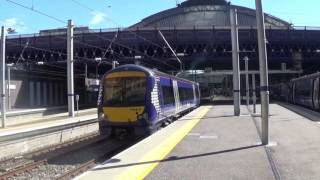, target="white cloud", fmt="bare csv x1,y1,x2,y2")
90,11,106,25
4,18,17,27
0,17,27,33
